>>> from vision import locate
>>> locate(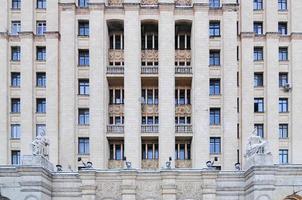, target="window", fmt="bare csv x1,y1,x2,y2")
209,21,220,37
36,124,46,136
254,124,264,138
11,46,21,61
279,73,288,87
36,21,46,35
254,73,263,87
209,50,220,66
11,21,21,35
278,22,288,35
278,0,287,10
209,79,220,95
11,124,21,139
279,149,288,164
254,98,264,113
142,116,159,125
279,98,288,113
110,33,124,50
78,0,89,8
210,137,221,154
36,72,46,88
110,143,124,160
142,89,158,105
78,50,89,66
253,0,263,10
175,142,191,160
142,143,158,160
254,22,263,35
78,138,89,155
11,150,20,165
36,46,46,61
175,34,190,50
11,98,20,113
79,79,89,95
12,0,21,9
175,89,191,105
36,98,46,113
109,116,124,125
175,116,191,125
210,108,220,125
109,89,124,104
142,32,158,50
37,0,46,9
78,108,89,125
279,47,288,61
254,47,263,61
11,72,20,87
279,124,288,138
209,0,220,8
78,21,89,36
